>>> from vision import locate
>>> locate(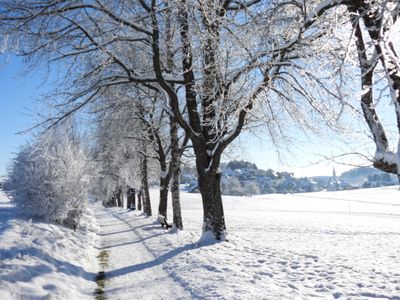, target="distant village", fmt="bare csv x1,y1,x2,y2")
182,160,399,196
